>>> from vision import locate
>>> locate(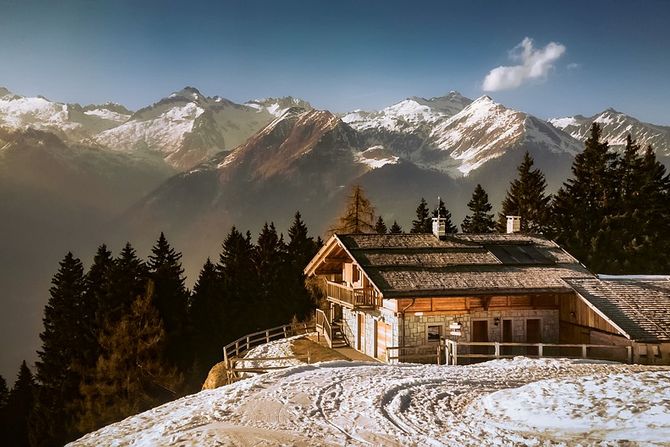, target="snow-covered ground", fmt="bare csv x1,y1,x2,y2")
70,357,670,446
236,333,308,374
